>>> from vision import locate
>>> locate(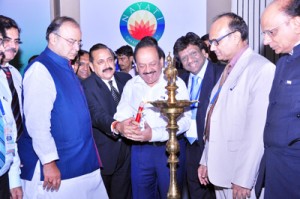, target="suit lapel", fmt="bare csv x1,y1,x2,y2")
93,74,116,113
223,48,252,89
115,73,125,95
